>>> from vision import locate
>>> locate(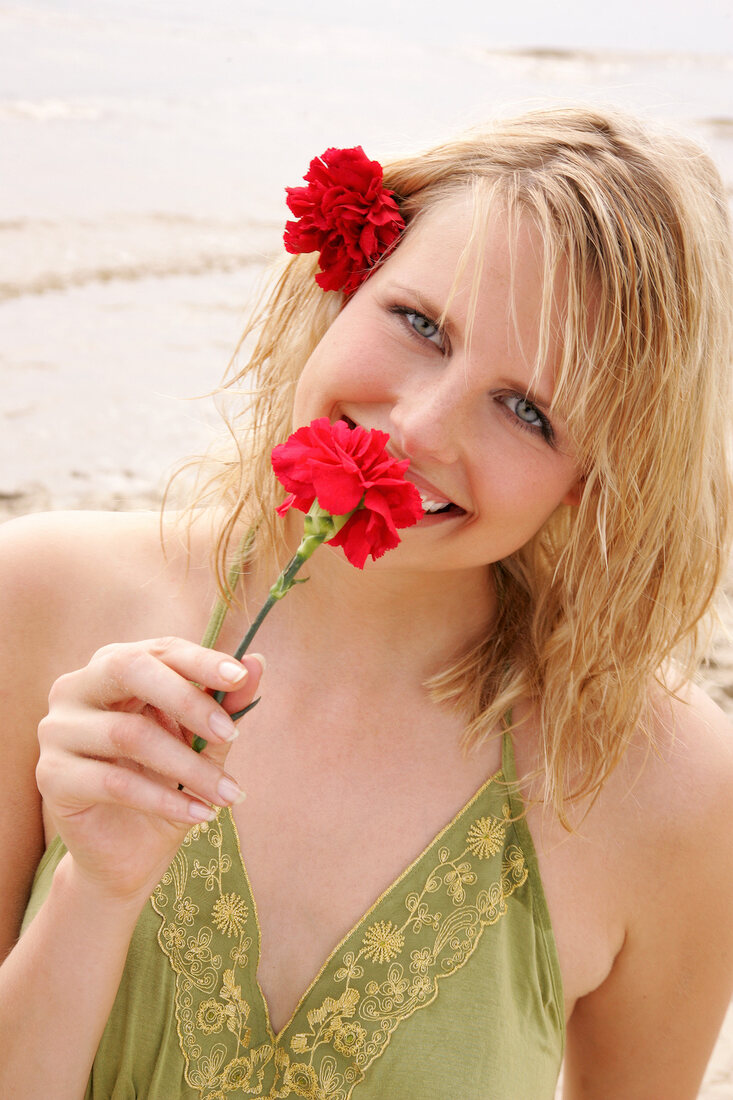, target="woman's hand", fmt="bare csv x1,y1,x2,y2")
35,637,264,907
